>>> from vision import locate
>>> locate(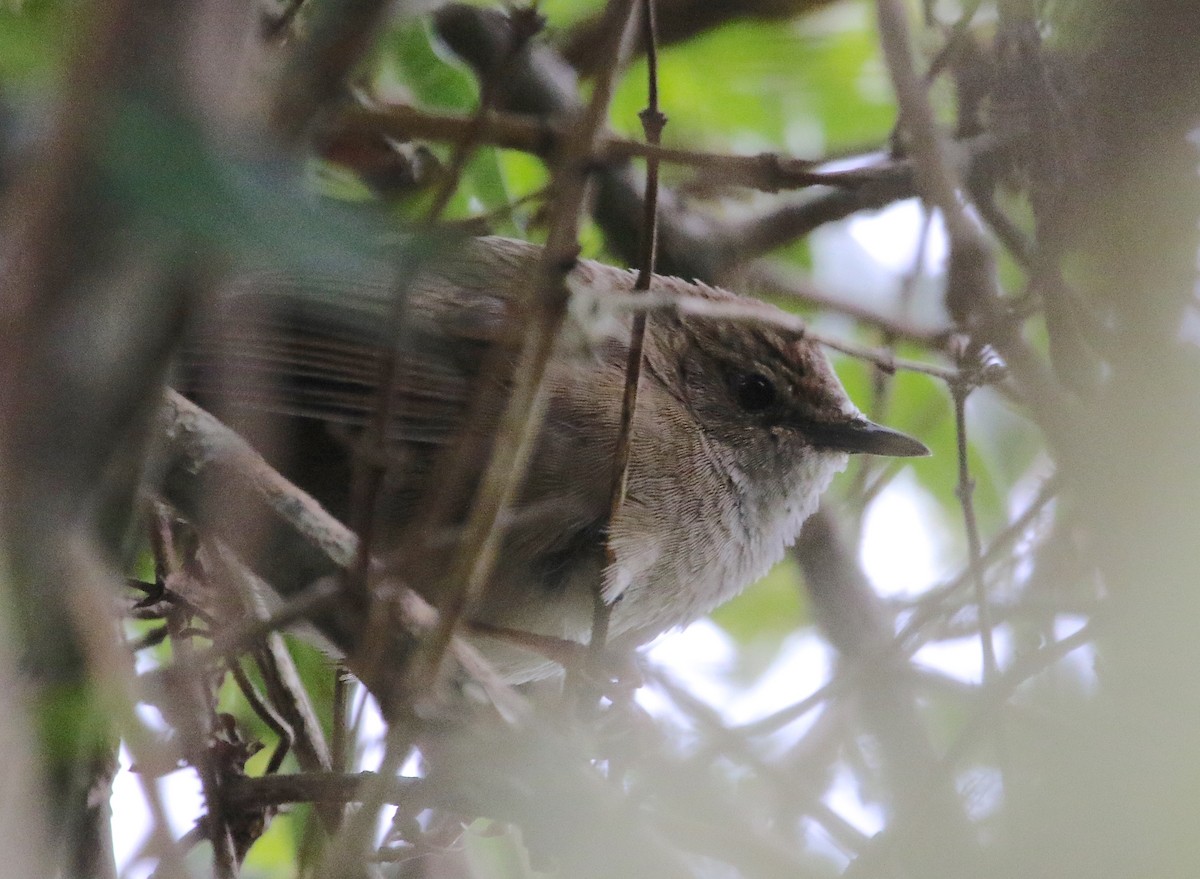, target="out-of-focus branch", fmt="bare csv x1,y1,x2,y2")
335,103,834,191
336,102,1006,205
414,0,640,688
875,0,997,321
745,261,954,345
420,716,695,879
269,0,394,142
156,391,355,599
1026,3,1200,875
433,2,730,280
875,0,1077,451
430,3,1011,283
206,544,334,779
794,509,978,876
155,392,526,719
223,771,415,808
64,535,193,879
0,0,211,873
0,600,53,879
